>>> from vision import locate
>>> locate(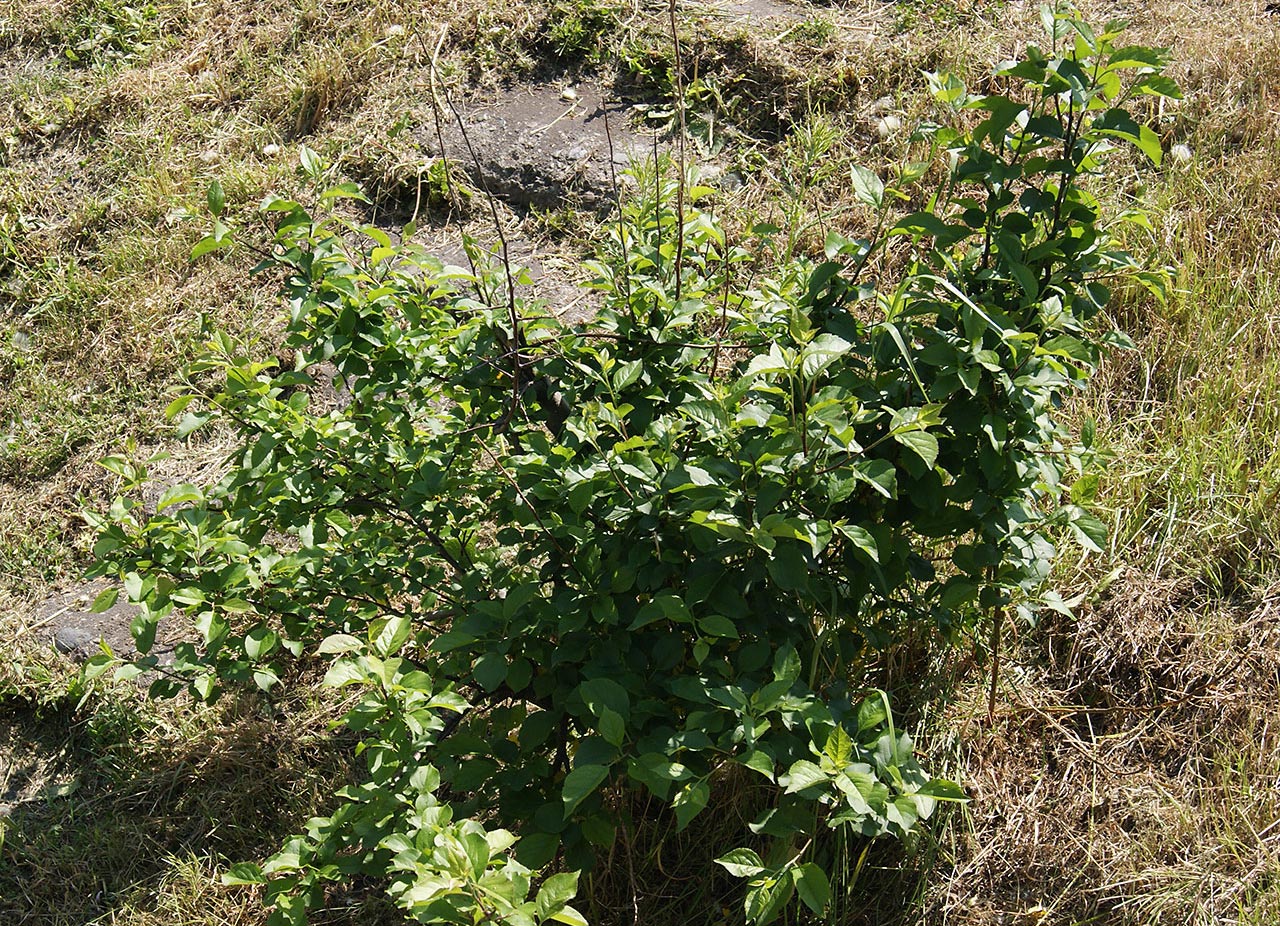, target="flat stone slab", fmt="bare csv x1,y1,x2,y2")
34,581,176,664
421,83,653,212
682,0,811,21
